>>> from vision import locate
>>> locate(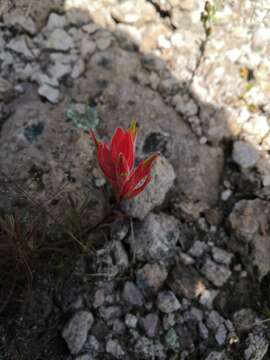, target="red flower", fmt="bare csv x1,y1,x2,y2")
90,122,159,201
